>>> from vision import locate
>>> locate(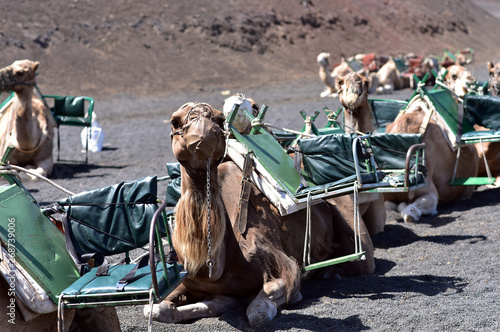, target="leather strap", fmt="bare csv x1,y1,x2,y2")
236,154,253,235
